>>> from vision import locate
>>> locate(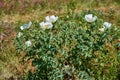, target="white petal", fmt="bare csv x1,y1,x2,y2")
99,28,105,32
25,40,32,46
50,15,56,19
93,16,97,22
46,15,58,23
45,22,53,29
20,22,31,30
85,14,93,21
85,14,97,22
103,22,112,28
45,16,51,22
40,22,45,27
20,26,24,30
18,32,23,37
28,21,32,28
40,22,53,29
